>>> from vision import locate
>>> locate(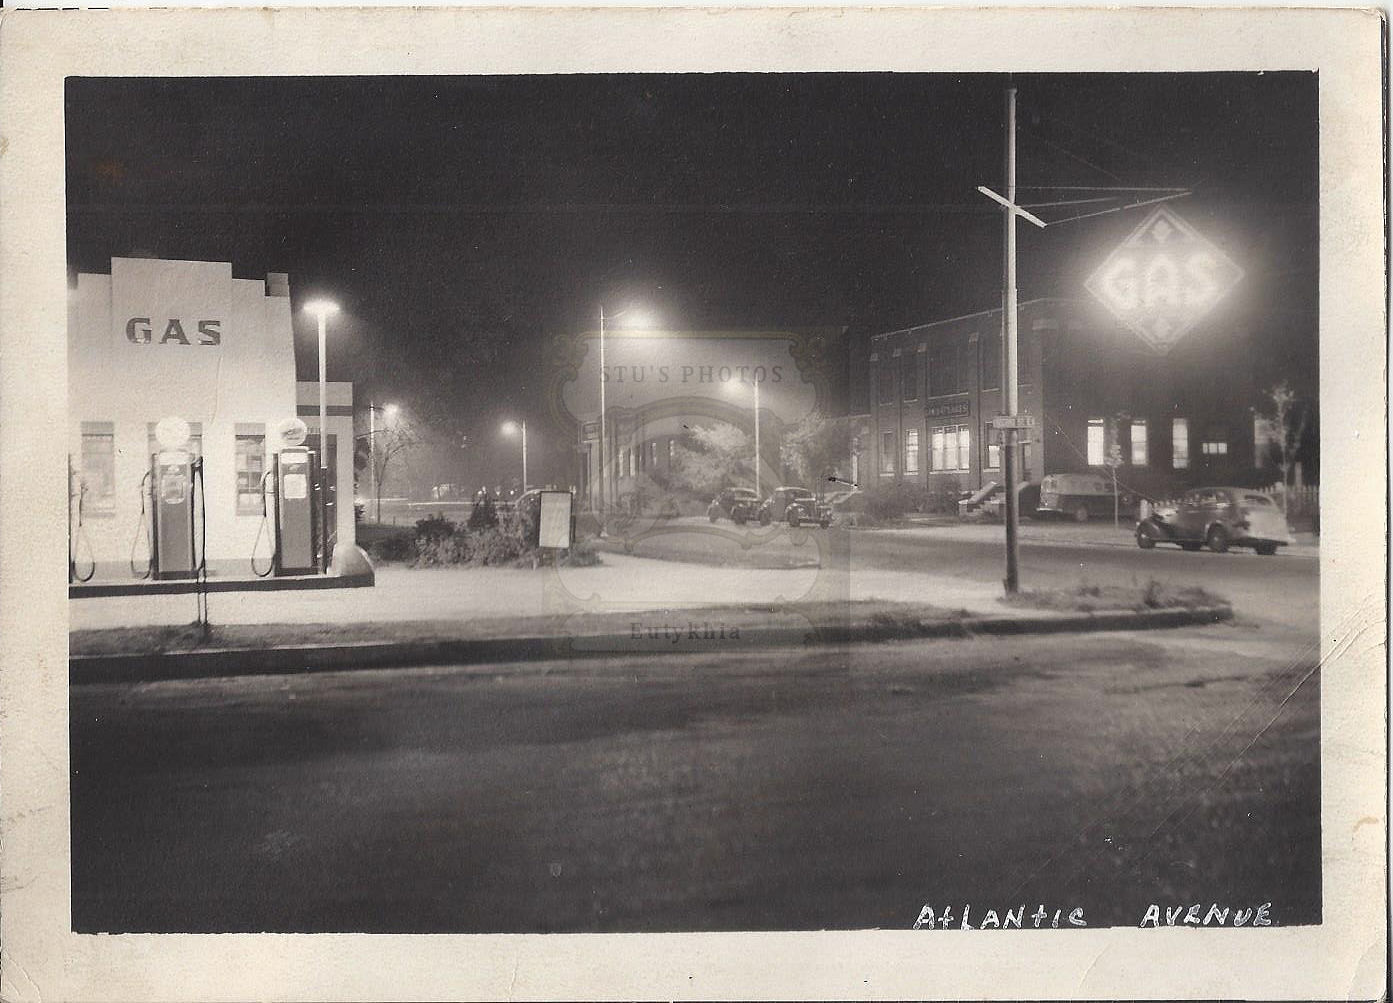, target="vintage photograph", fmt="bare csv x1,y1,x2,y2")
63,69,1326,937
